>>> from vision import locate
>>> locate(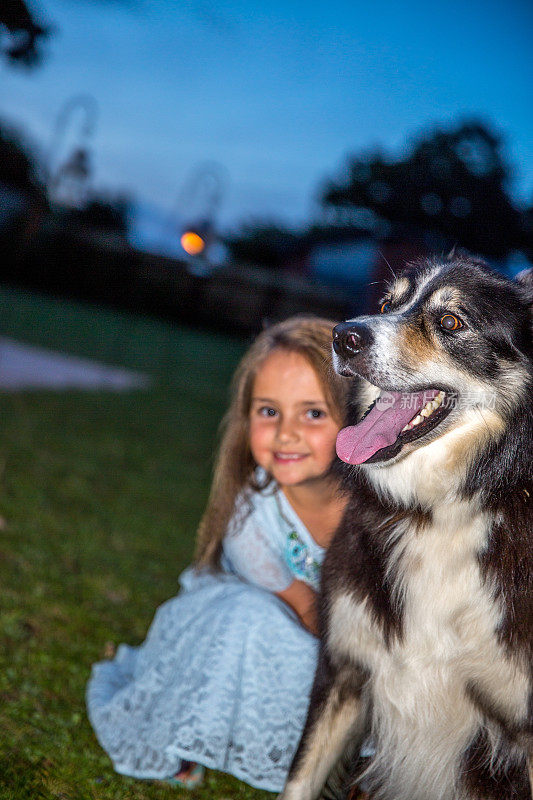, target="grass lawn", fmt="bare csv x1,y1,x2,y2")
0,287,274,800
